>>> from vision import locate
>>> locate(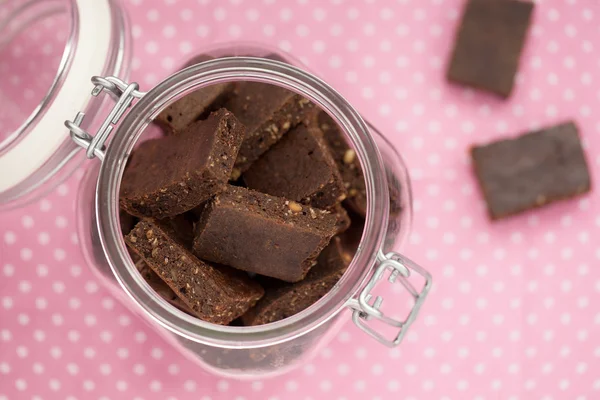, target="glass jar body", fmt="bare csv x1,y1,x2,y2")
76,45,414,378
